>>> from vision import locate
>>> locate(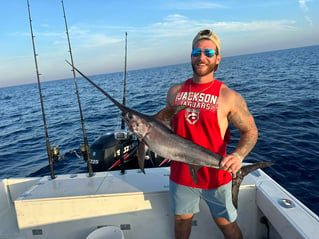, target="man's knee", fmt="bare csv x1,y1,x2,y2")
213,217,243,239
175,214,193,231
174,214,193,239
175,214,193,221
